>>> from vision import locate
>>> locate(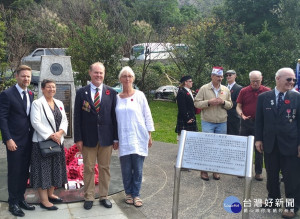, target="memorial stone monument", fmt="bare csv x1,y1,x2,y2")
38,55,76,147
